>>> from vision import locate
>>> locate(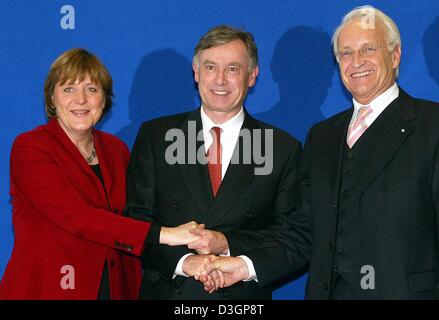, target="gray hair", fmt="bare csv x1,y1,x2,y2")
332,5,401,77
192,25,258,72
